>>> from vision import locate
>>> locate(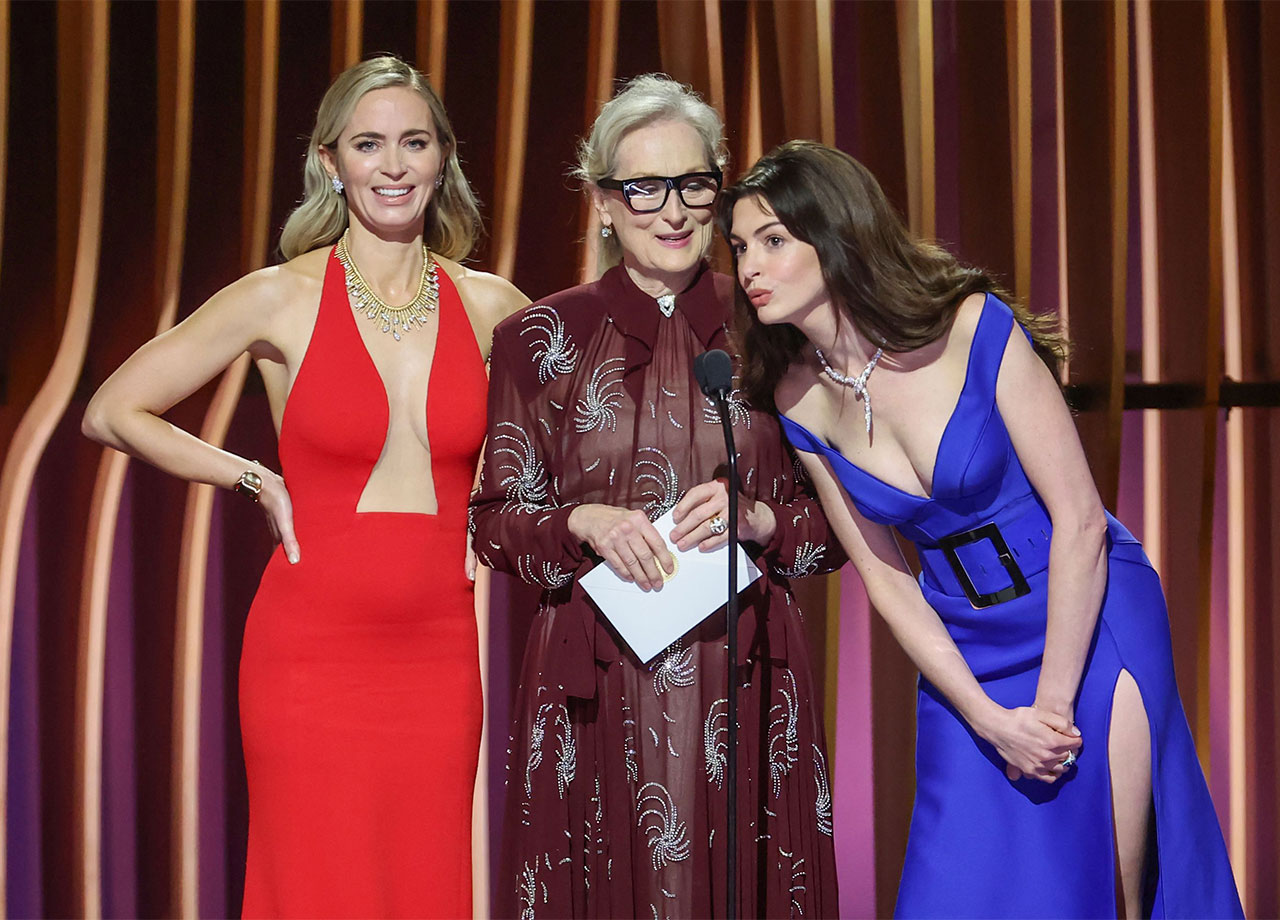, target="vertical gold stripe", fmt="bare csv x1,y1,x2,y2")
656,1,719,113
579,0,618,283
1010,0,1032,304
332,0,363,76
1107,0,1129,504
0,0,8,272
703,0,724,117
1196,0,1226,770
743,0,763,166
1053,0,1070,362
79,5,195,917
0,2,10,904
897,0,935,239
771,1,824,142
1206,0,1248,894
1218,43,1248,902
172,4,278,916
0,3,108,914
1134,0,1164,579
67,5,114,913
415,0,448,93
814,0,835,147
491,0,533,280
